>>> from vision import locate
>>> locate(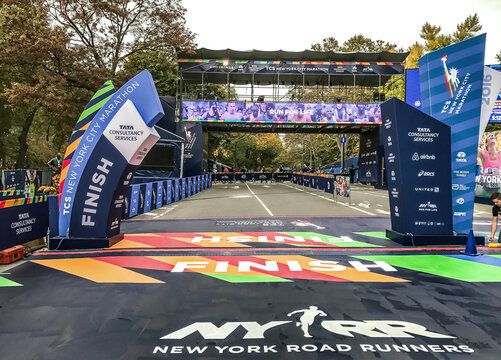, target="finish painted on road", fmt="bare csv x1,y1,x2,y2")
30,254,407,284
106,232,382,249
